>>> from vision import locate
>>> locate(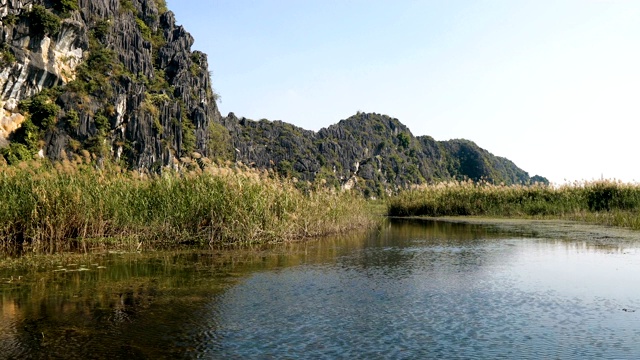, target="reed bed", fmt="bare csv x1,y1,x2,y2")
0,158,371,252
388,180,640,229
